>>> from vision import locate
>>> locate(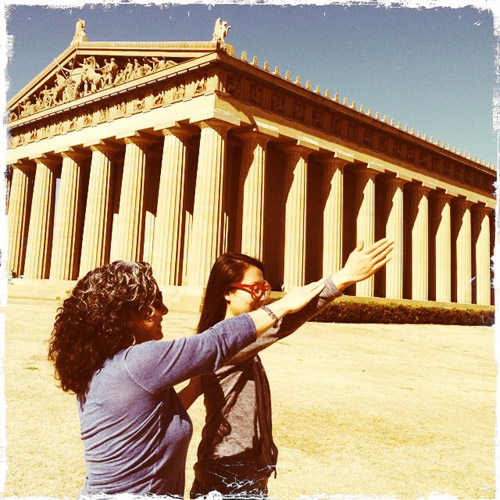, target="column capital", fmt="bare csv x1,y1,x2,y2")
452,196,474,209
350,164,379,179
471,202,493,216
117,130,157,148
161,125,195,139
428,189,454,202
235,128,271,144
90,140,122,156
280,144,314,158
10,159,35,174
60,147,90,162
123,134,156,148
197,119,234,135
378,173,409,186
315,154,350,170
406,182,432,194
32,154,60,168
